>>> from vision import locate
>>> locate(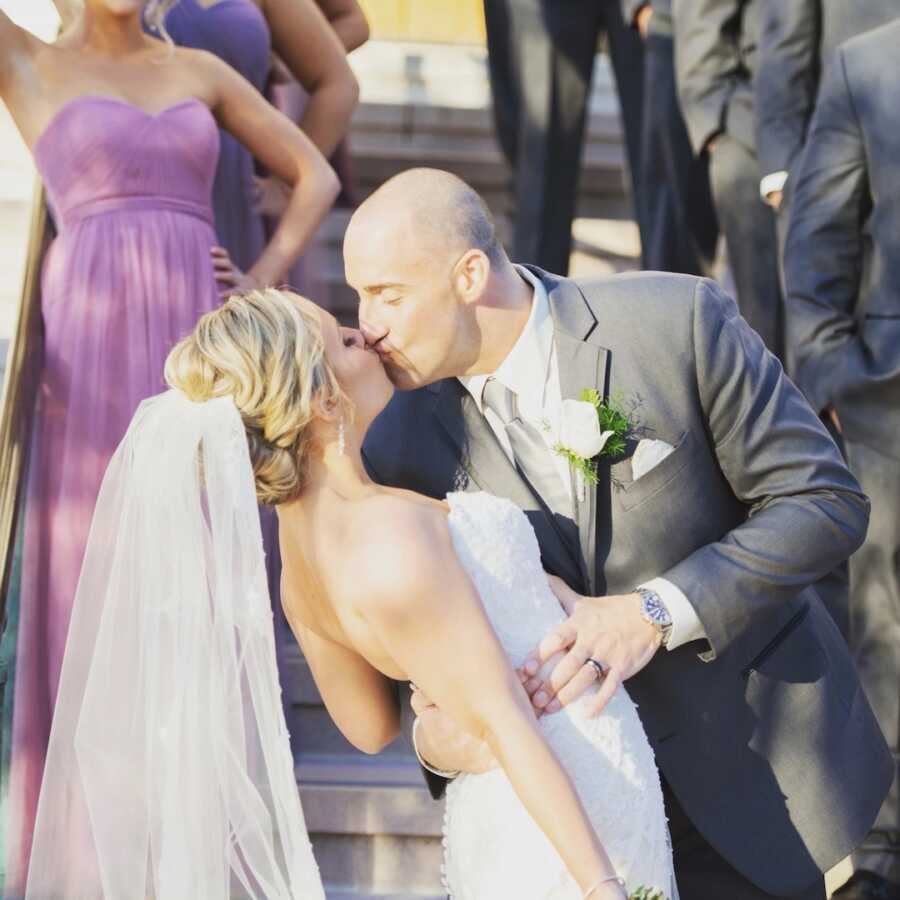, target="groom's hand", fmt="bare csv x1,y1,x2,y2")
523,580,662,717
